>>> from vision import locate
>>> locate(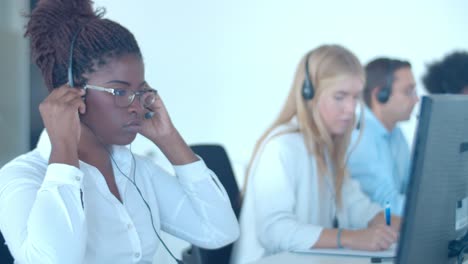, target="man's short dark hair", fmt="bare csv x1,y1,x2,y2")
363,58,411,108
